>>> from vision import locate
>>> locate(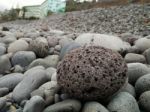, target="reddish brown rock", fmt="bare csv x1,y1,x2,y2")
57,46,127,101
